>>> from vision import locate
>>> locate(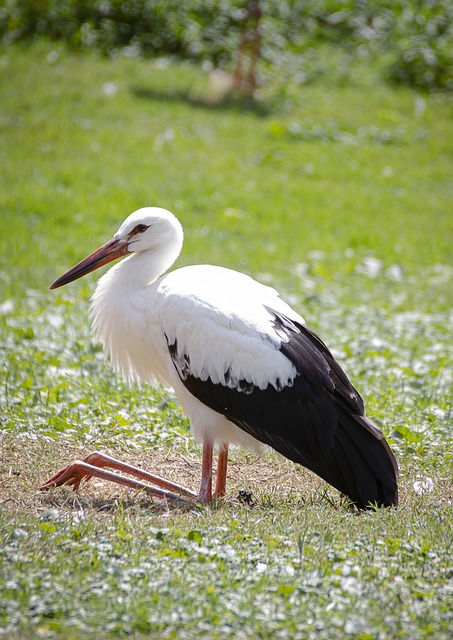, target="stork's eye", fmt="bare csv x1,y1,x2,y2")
133,224,149,234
